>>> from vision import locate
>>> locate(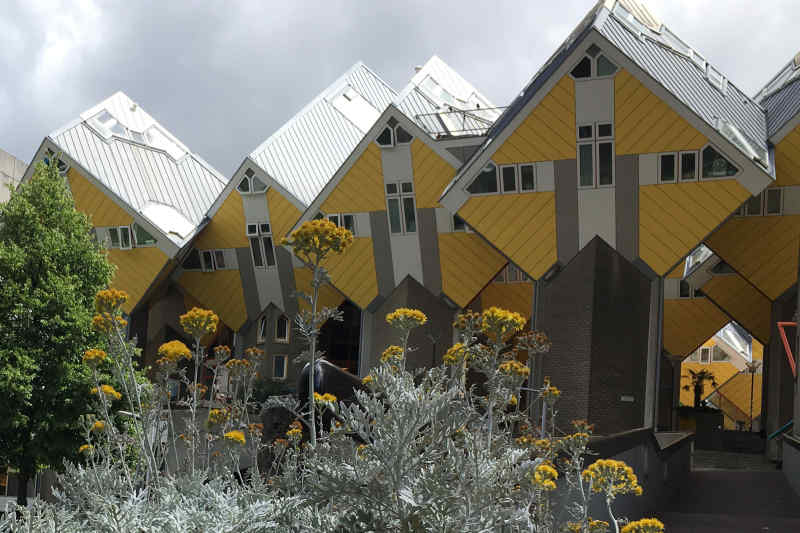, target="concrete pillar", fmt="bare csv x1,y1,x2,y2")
766,290,797,459
644,276,664,429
